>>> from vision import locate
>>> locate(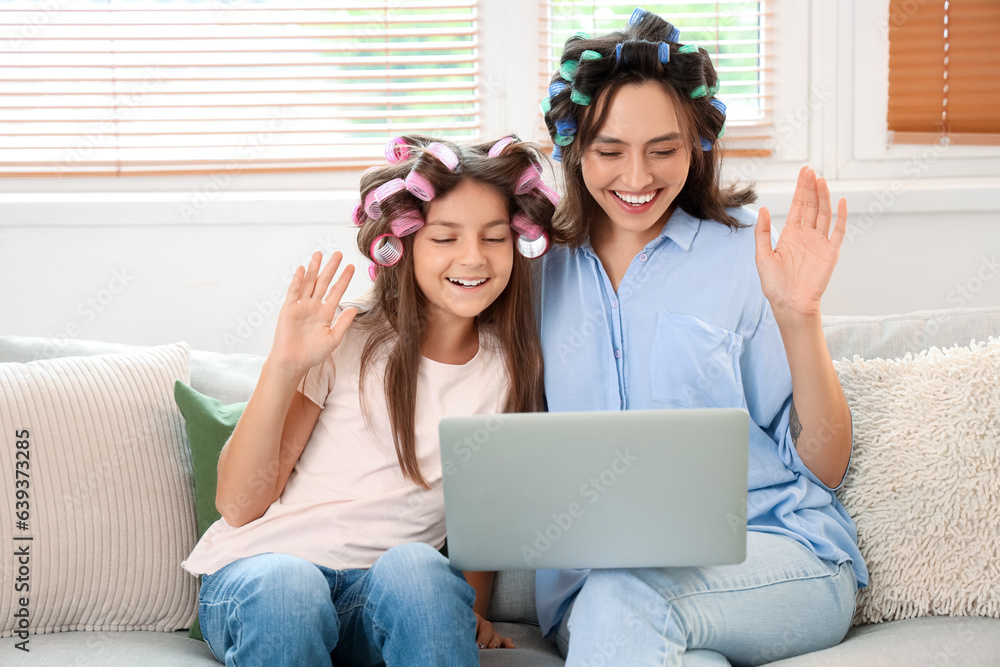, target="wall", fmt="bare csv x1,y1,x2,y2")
2,0,998,355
